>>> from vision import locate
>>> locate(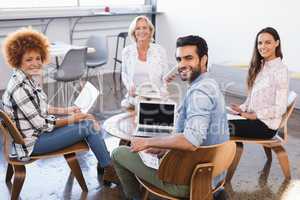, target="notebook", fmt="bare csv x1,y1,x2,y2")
133,100,176,137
